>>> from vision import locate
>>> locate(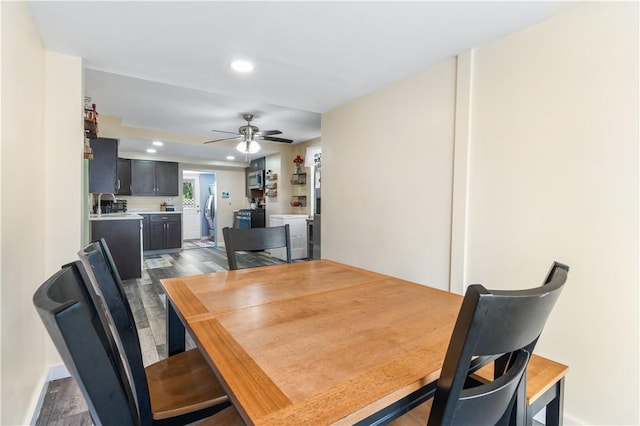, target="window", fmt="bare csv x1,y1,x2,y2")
183,180,195,208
